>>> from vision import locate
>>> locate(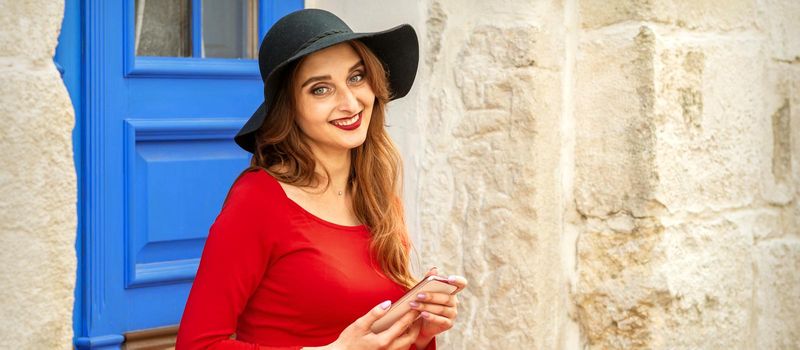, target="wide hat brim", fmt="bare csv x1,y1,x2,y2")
235,24,419,153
